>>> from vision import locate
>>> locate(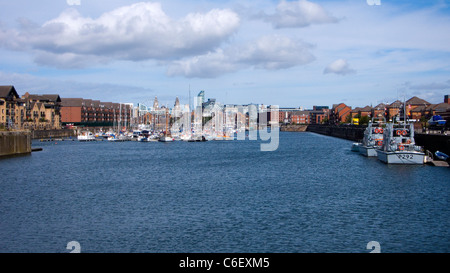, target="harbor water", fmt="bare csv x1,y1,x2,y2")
0,132,448,253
